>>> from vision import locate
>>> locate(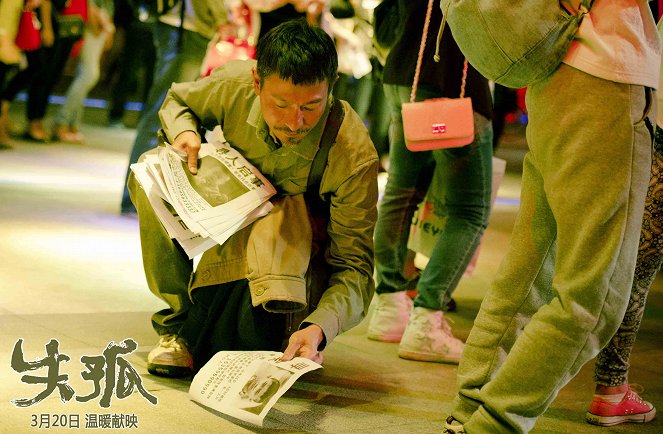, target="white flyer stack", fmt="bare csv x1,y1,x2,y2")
130,126,276,258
